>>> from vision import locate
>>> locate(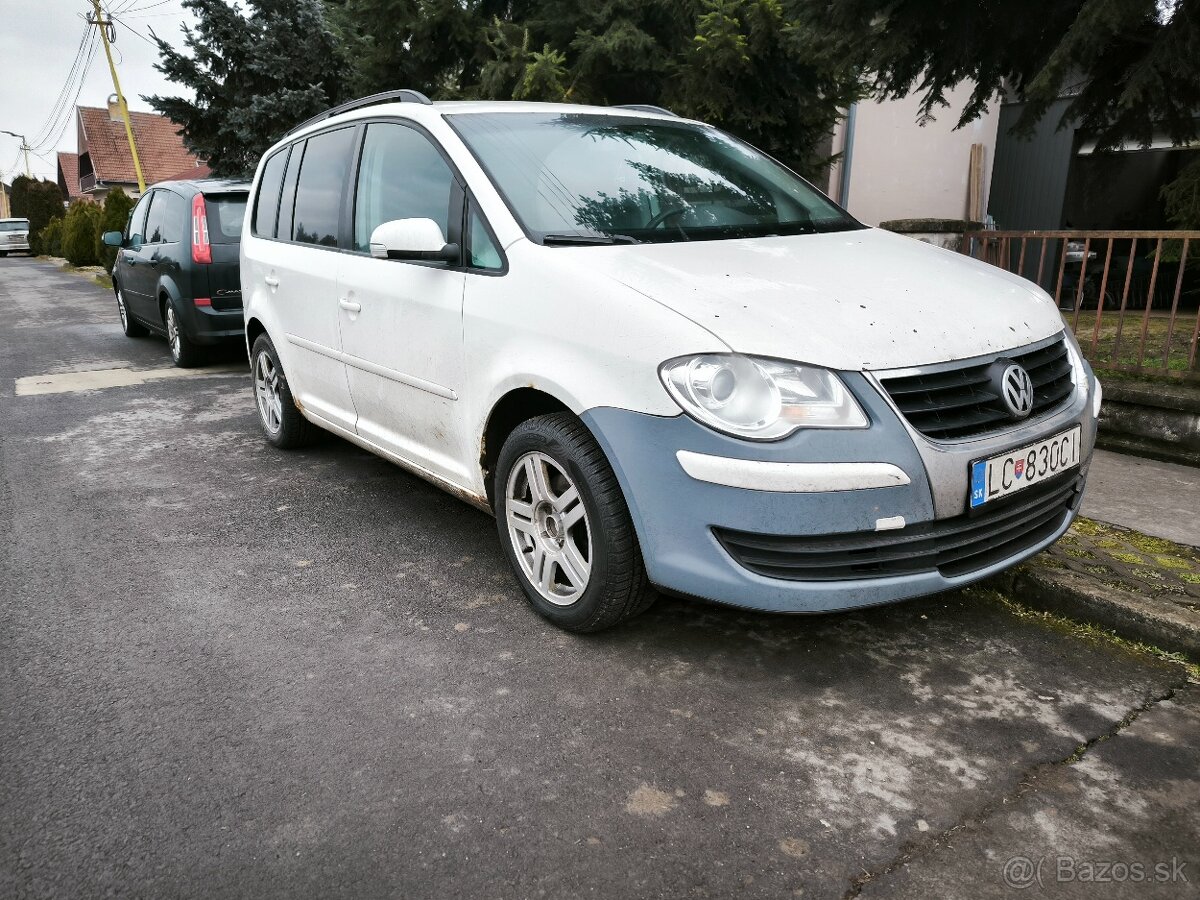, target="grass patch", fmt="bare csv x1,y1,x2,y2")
1072,311,1198,375
973,587,1200,680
